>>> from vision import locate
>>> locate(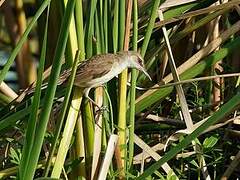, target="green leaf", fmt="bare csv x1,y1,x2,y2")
9,147,21,165
190,160,199,168
203,135,219,149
